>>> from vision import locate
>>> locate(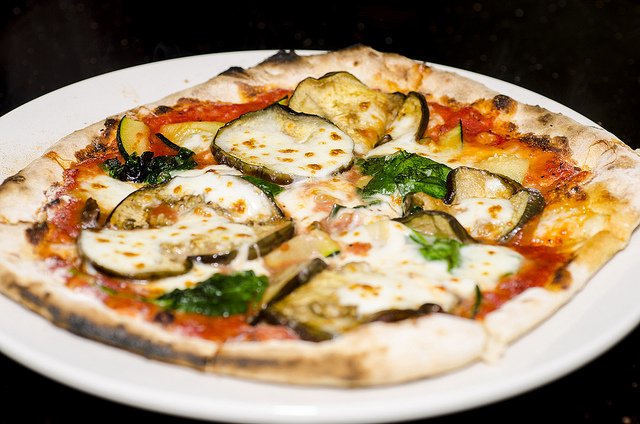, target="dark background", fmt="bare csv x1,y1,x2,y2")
1,1,639,423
